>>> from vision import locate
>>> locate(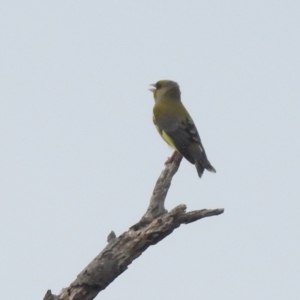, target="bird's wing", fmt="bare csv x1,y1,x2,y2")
154,115,206,164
